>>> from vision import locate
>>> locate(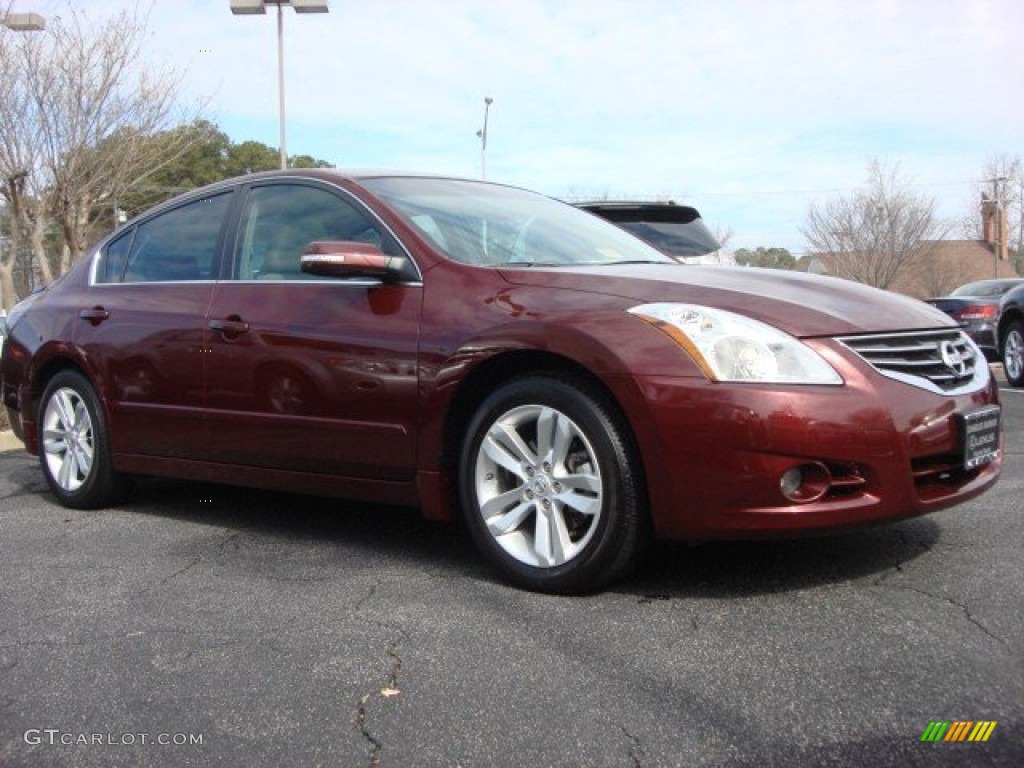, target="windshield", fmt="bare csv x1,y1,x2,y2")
361,177,675,267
